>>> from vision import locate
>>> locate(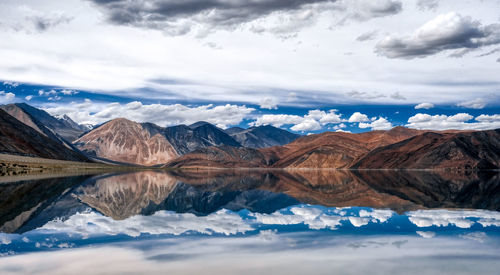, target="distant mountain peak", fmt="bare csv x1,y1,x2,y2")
189,121,213,129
